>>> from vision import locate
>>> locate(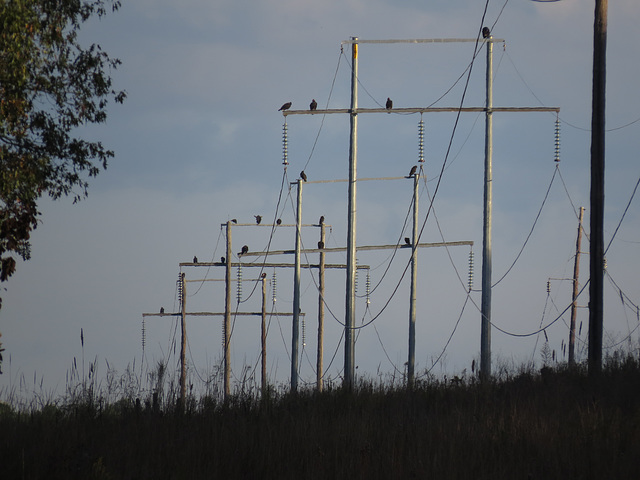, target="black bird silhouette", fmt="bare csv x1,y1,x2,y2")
240,245,249,255
319,215,325,224
300,171,307,182
310,99,317,111
160,307,165,314
231,218,237,224
404,237,411,246
482,26,491,38
255,215,262,225
276,218,282,225
318,241,324,249
261,272,267,279
221,256,225,264
408,165,417,177
278,102,292,111
386,97,393,110
193,256,198,263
